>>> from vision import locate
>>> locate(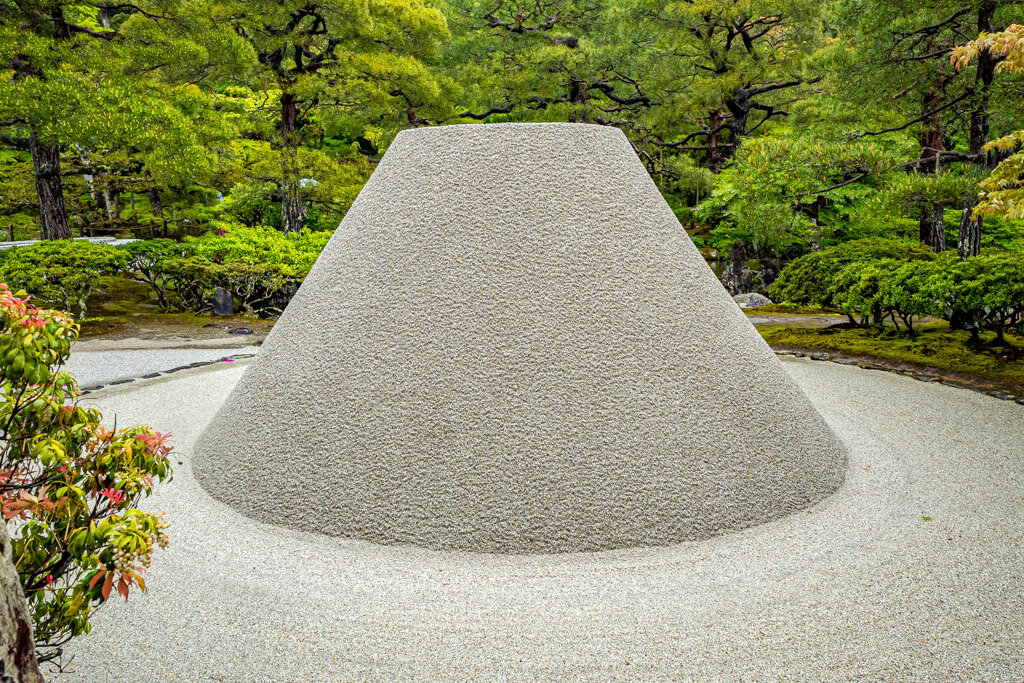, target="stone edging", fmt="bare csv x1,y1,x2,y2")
77,353,255,395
